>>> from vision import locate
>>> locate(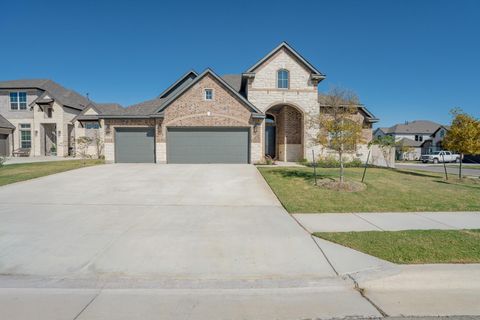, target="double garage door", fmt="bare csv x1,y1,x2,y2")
114,127,249,164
